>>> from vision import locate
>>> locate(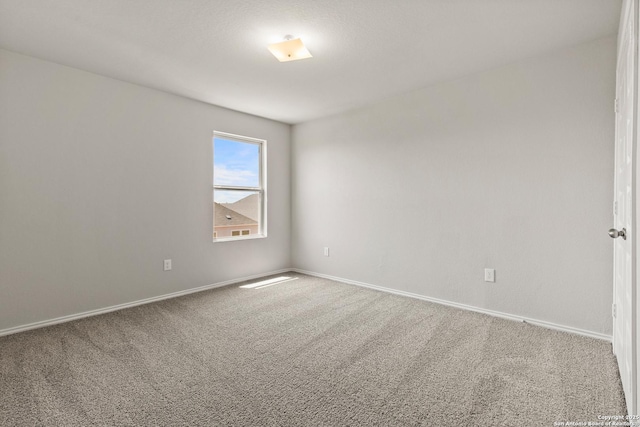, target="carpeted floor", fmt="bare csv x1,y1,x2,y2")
0,273,627,426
